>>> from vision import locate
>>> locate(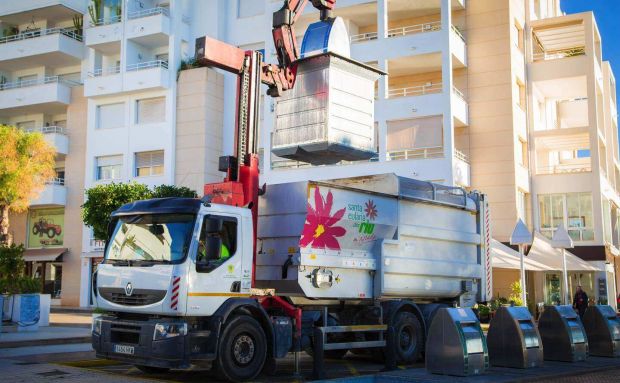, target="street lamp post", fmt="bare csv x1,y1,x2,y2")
510,219,533,307
552,224,574,305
